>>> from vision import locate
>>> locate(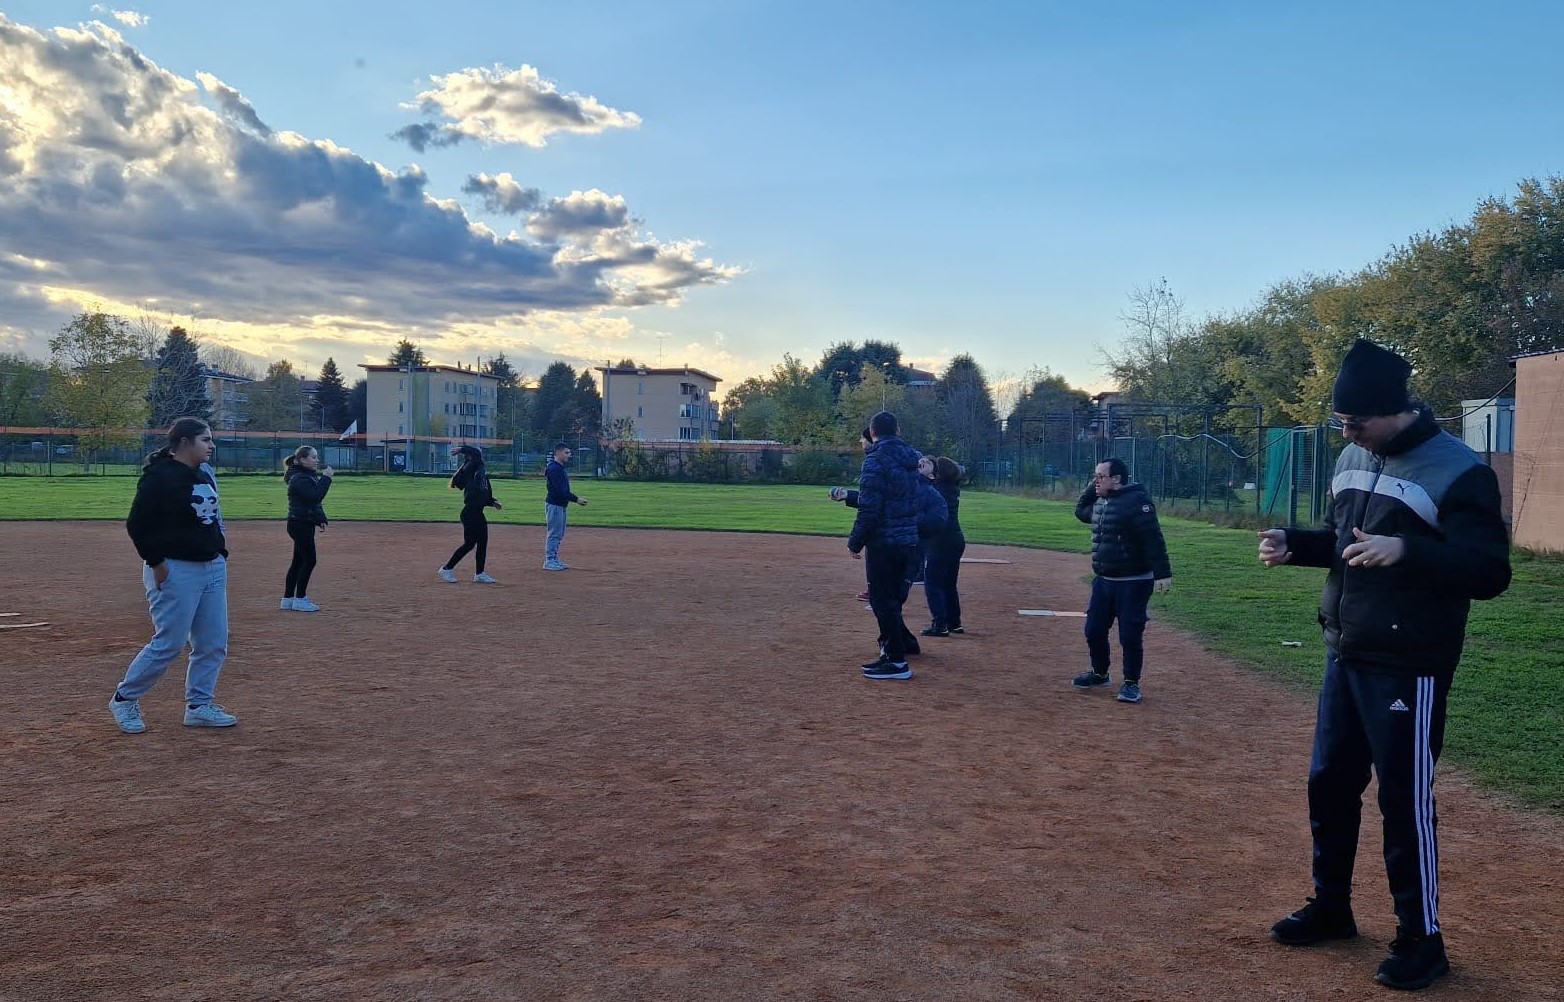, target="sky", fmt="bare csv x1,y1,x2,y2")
2,1,1563,398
